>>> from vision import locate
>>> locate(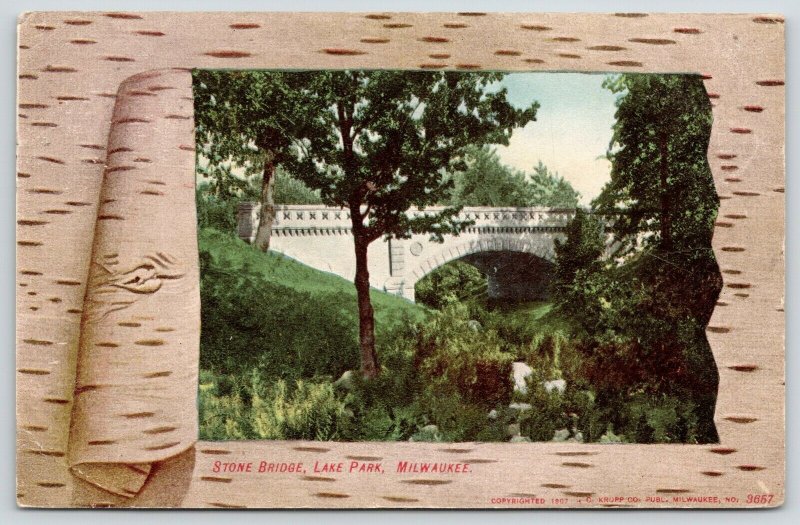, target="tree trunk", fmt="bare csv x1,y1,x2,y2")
353,236,379,378
253,152,277,252
658,133,672,250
